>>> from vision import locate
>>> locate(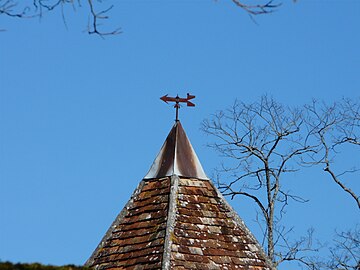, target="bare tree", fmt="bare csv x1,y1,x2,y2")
202,96,360,268
0,0,280,36
202,96,319,267
314,226,360,270
302,99,360,268
304,99,360,209
328,226,360,270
